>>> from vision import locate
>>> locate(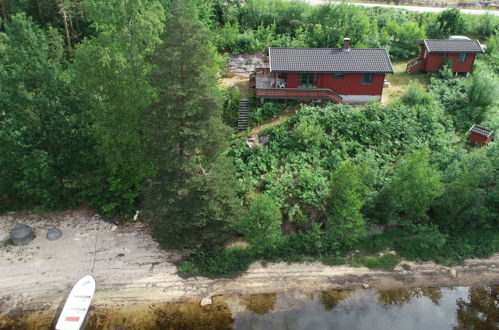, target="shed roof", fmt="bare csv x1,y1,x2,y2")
469,125,494,138
422,39,483,53
269,47,394,74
